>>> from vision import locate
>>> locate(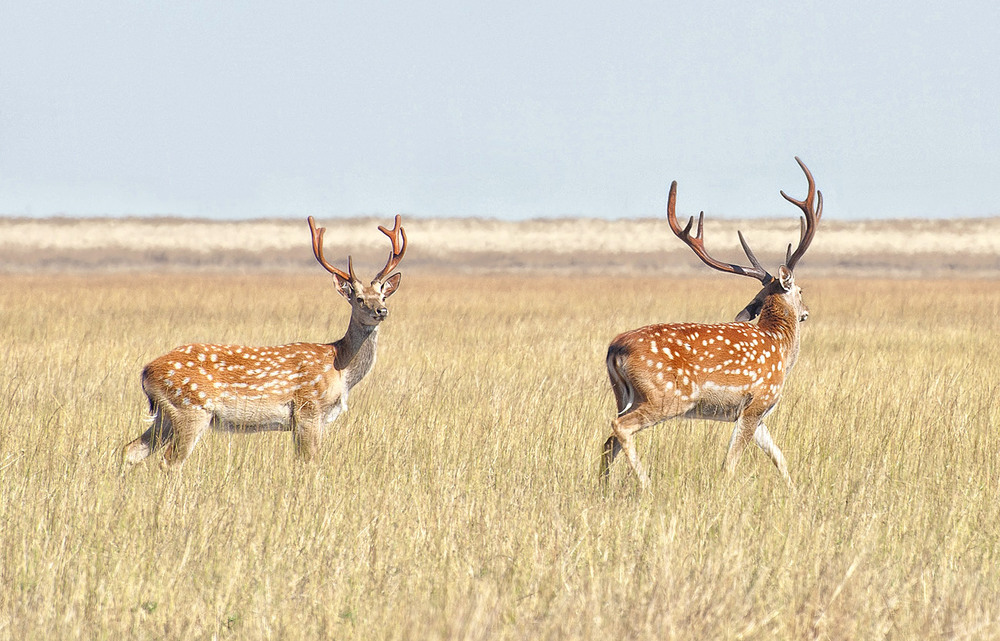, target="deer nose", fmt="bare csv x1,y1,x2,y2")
799,309,809,322
376,307,388,319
